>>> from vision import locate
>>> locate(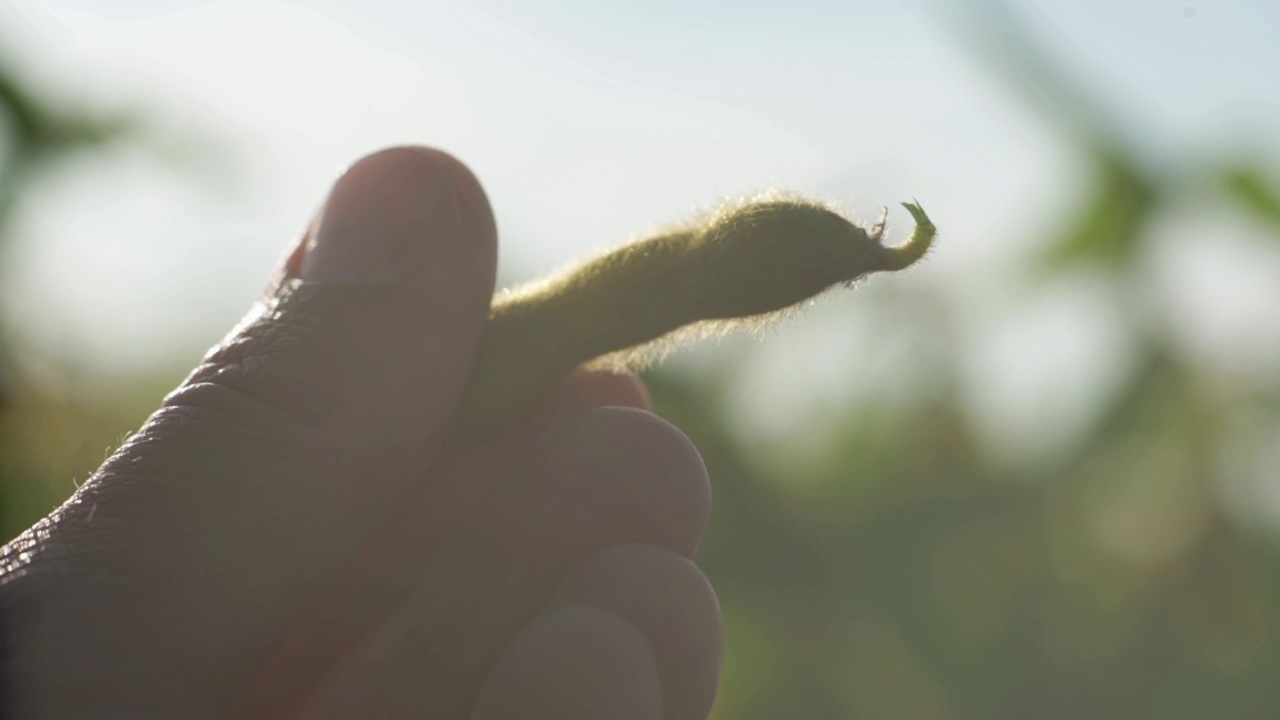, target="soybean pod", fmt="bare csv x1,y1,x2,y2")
453,196,936,441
